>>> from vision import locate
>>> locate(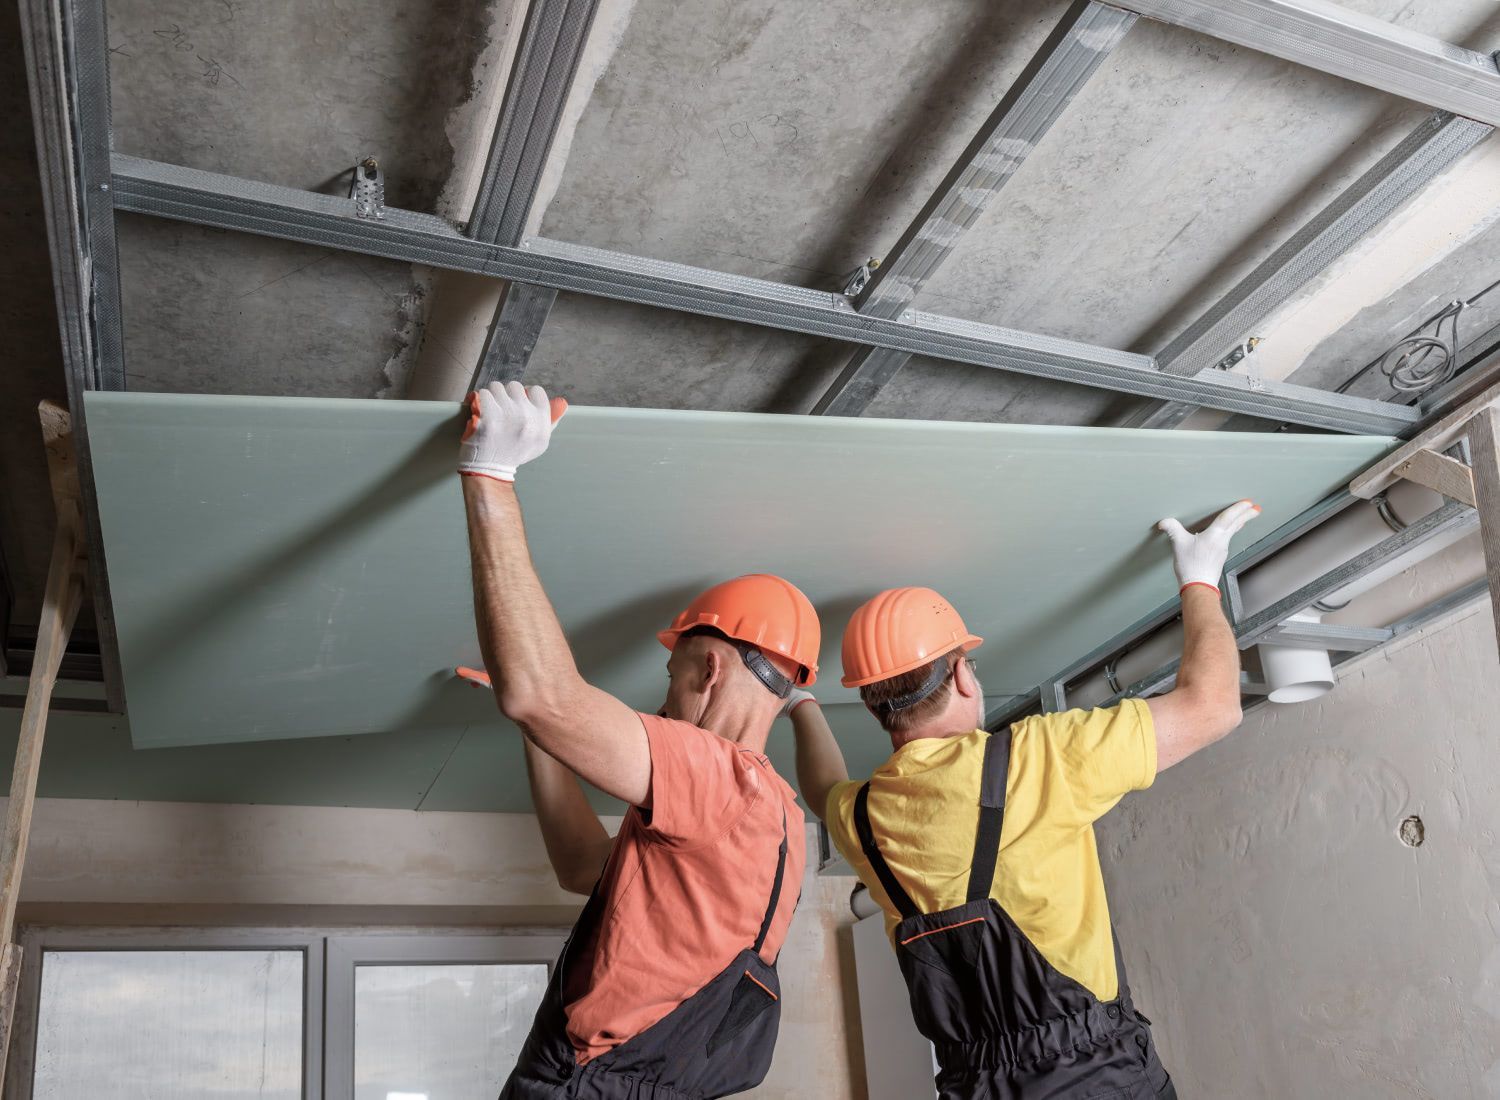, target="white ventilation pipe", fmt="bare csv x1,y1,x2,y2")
1069,479,1470,709
1256,611,1336,704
